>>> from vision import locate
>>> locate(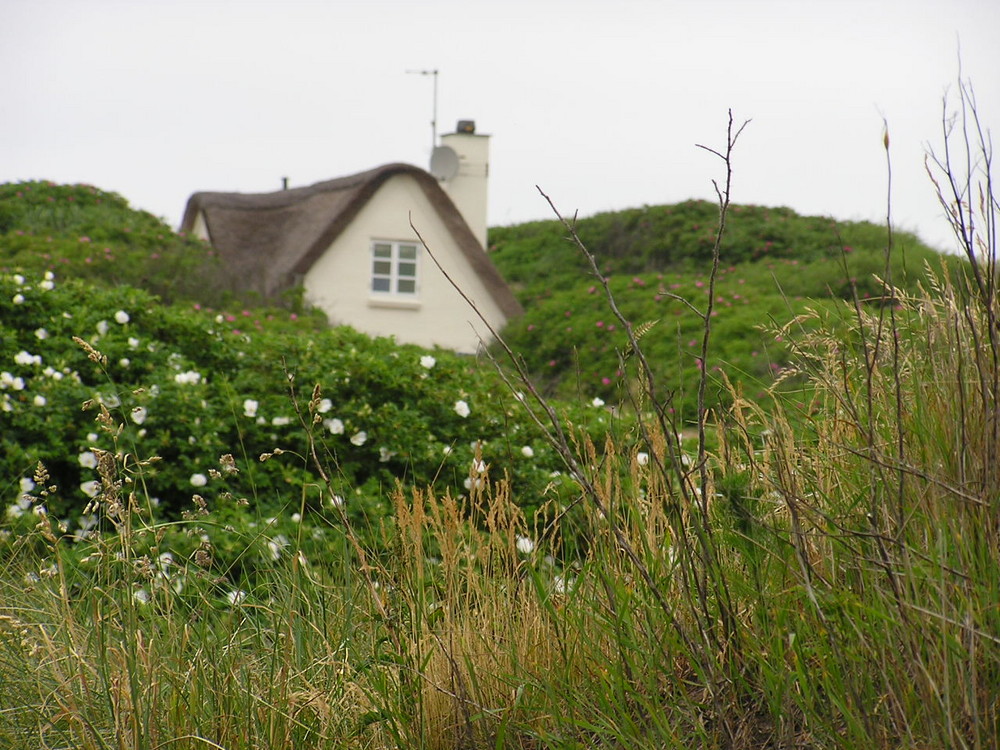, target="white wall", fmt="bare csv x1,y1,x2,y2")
302,173,507,354
189,210,209,241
